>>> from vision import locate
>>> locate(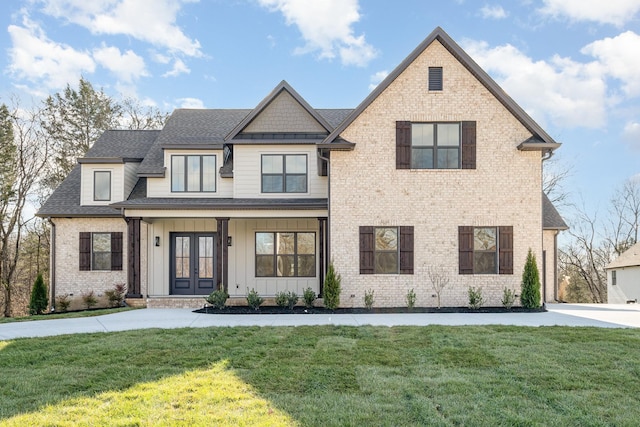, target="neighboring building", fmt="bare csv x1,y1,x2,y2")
605,242,640,304
37,27,566,309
